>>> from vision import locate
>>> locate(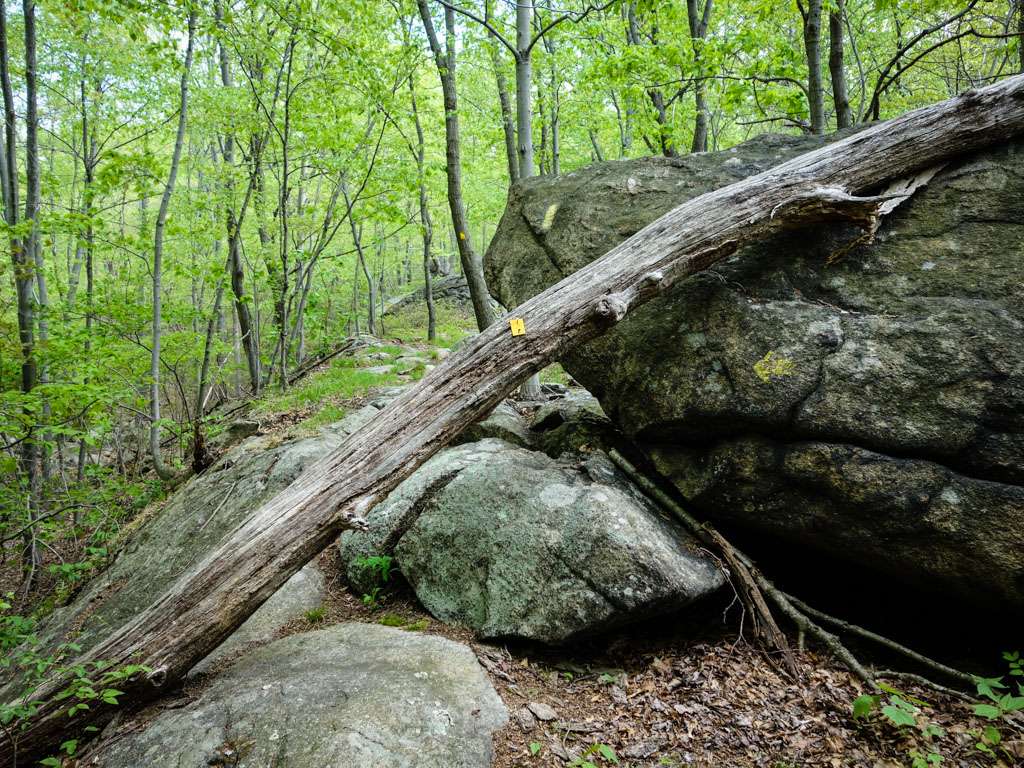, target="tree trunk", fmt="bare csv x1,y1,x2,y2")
410,79,437,341
829,0,853,129
6,75,1024,763
17,0,43,581
485,0,519,185
215,1,261,394
799,0,826,134
542,34,561,175
514,0,534,178
416,0,495,332
1018,0,1023,74
686,0,712,153
589,128,604,161
150,10,196,481
0,1,40,579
